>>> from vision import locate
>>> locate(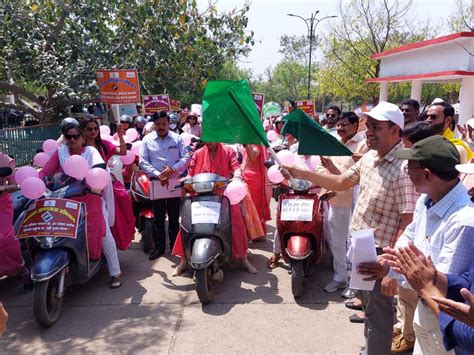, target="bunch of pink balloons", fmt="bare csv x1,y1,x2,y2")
33,152,50,168
267,165,284,184
42,139,59,154
101,134,113,142
180,132,192,146
120,150,136,165
276,150,295,166
15,166,39,185
85,168,110,189
63,155,89,179
131,141,141,156
21,176,46,199
224,180,247,205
